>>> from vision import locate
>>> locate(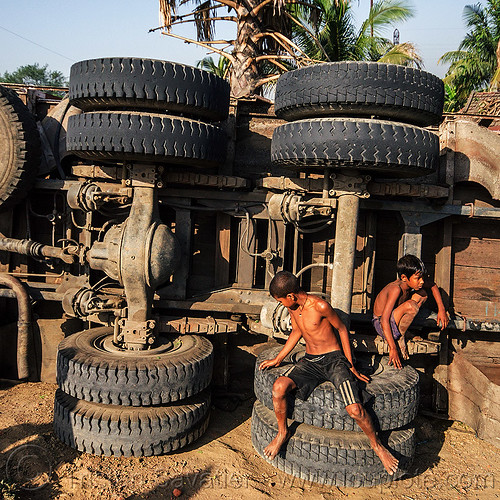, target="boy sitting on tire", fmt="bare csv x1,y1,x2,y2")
372,254,449,369
259,271,399,476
